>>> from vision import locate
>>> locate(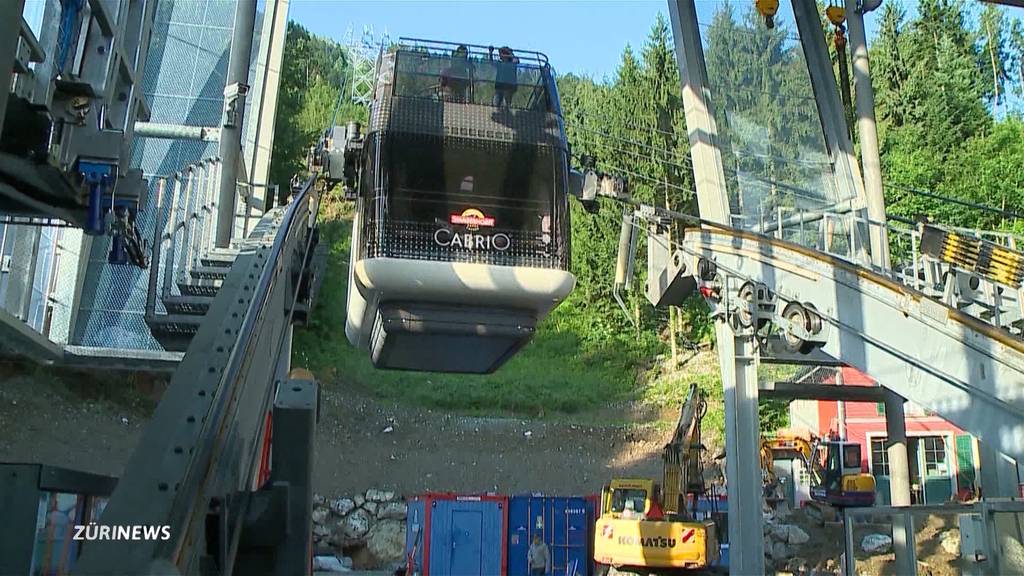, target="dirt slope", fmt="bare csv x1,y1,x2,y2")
0,362,669,499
